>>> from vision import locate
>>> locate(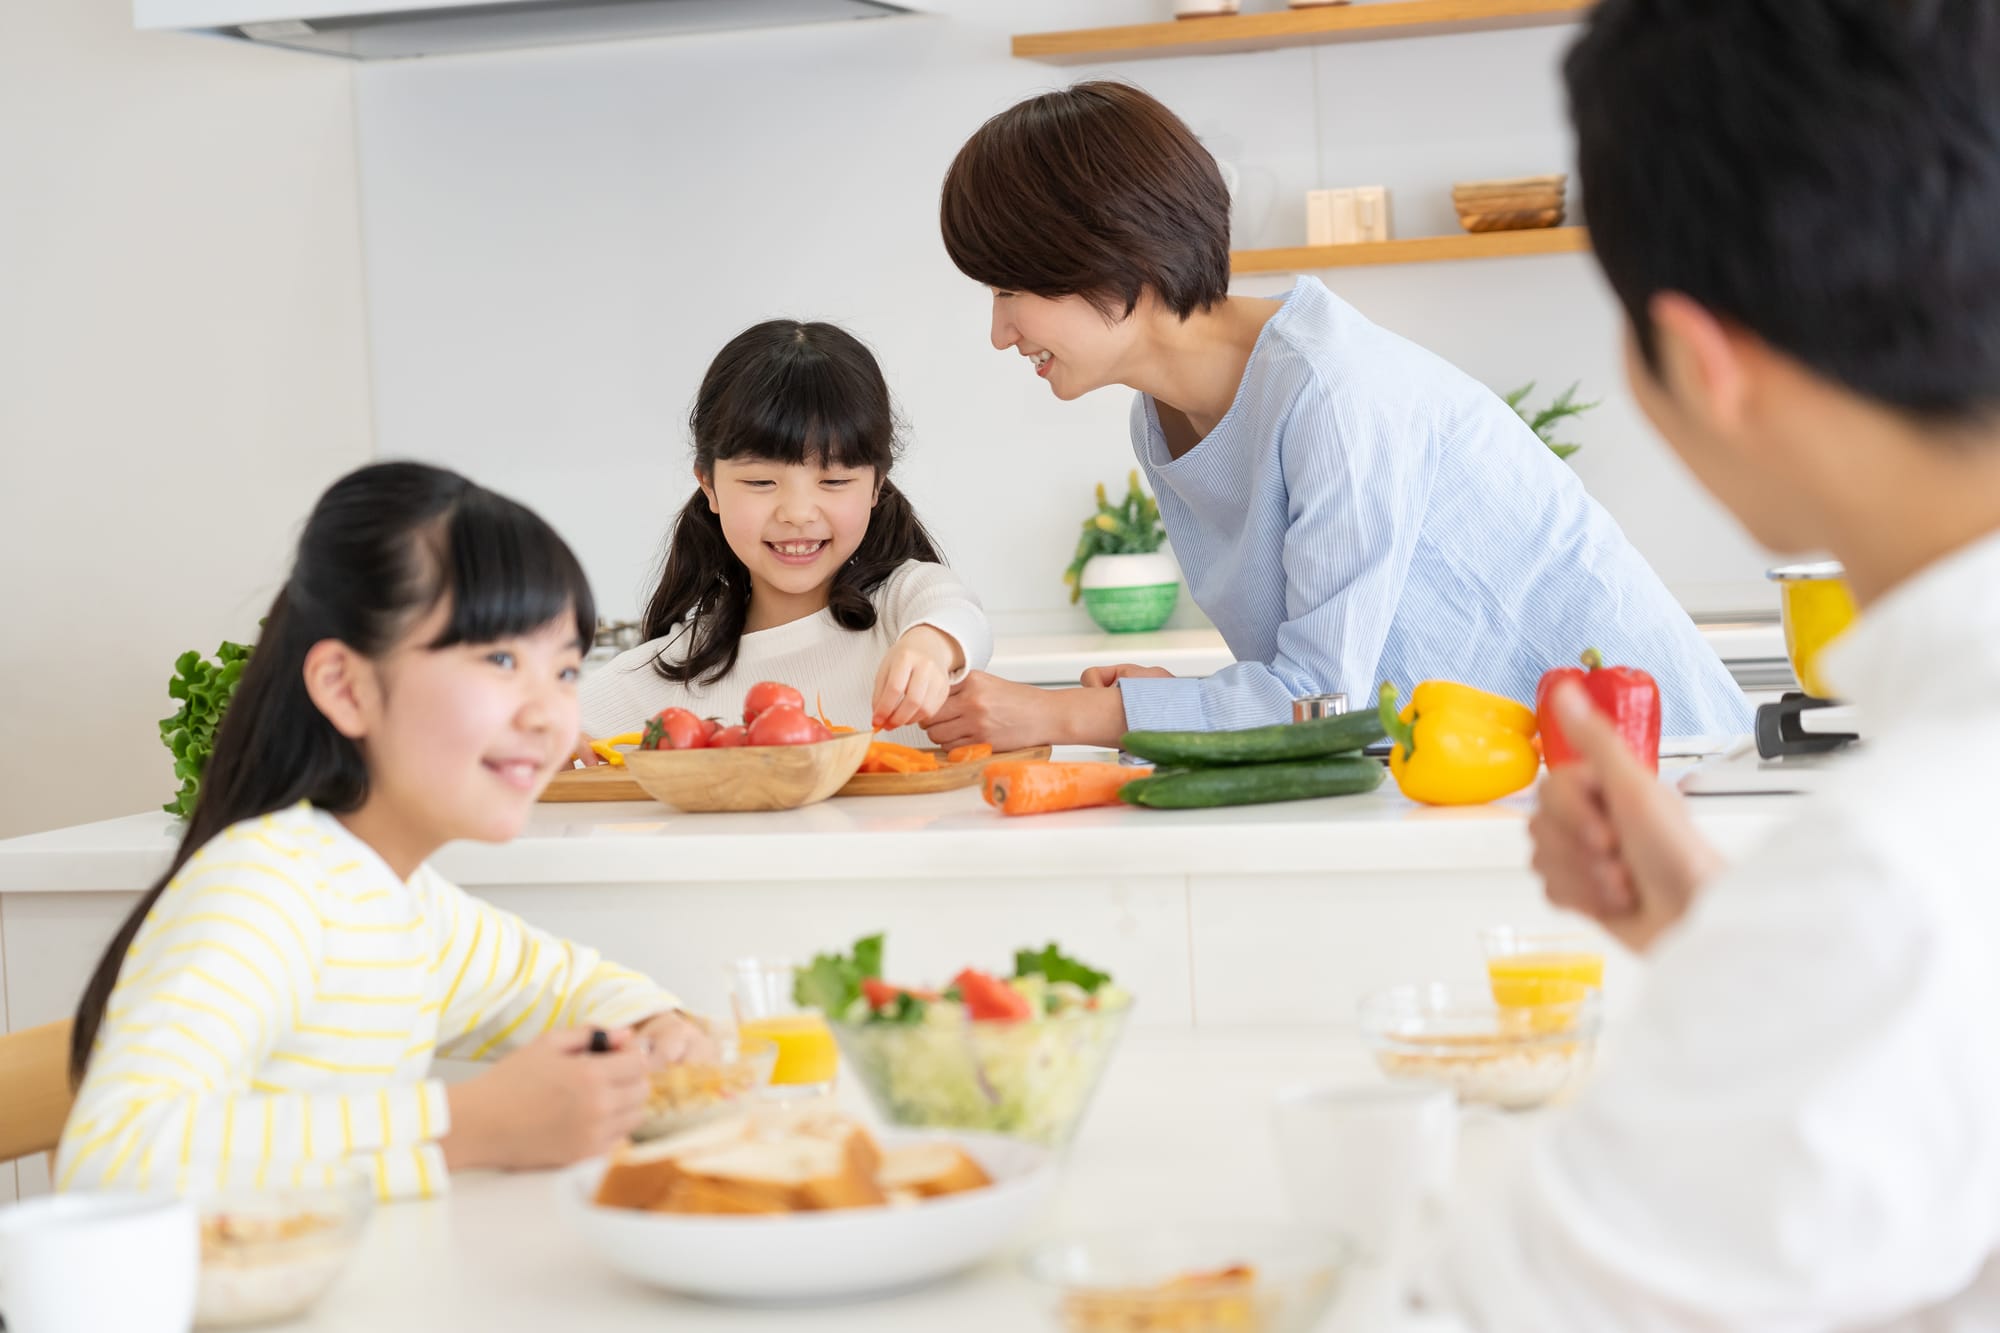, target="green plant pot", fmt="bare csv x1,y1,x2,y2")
1078,552,1181,634
1081,584,1178,633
